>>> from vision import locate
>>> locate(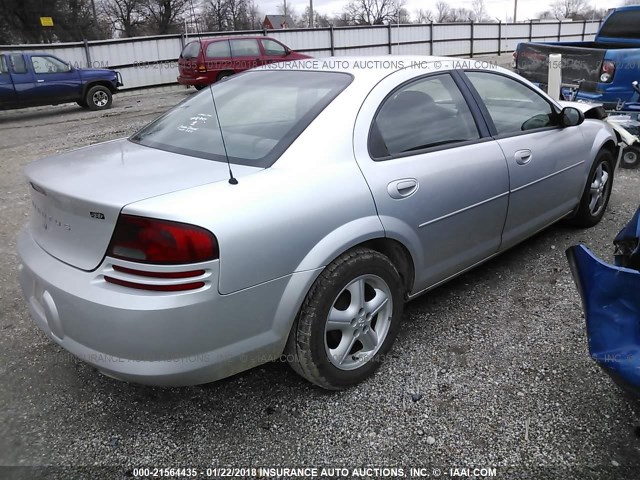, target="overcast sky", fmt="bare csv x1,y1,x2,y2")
257,0,625,22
